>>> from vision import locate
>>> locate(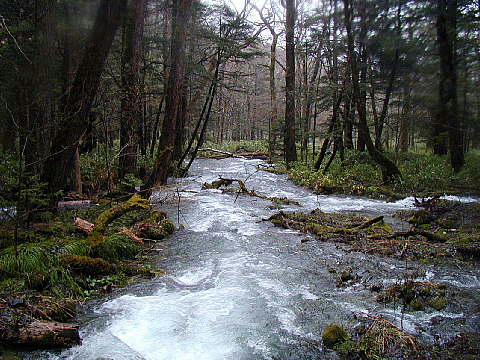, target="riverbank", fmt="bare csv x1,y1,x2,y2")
0,194,175,351
197,141,480,201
